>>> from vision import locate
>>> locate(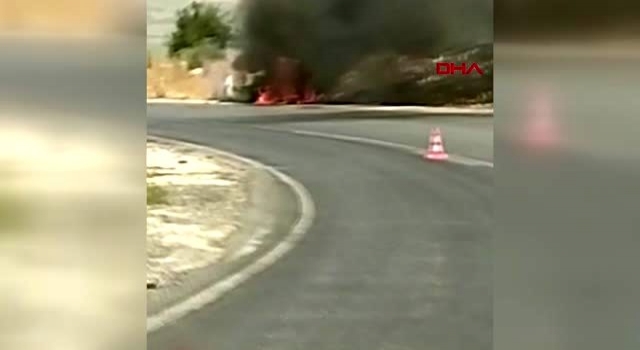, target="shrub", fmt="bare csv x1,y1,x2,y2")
167,1,232,61
180,40,227,70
